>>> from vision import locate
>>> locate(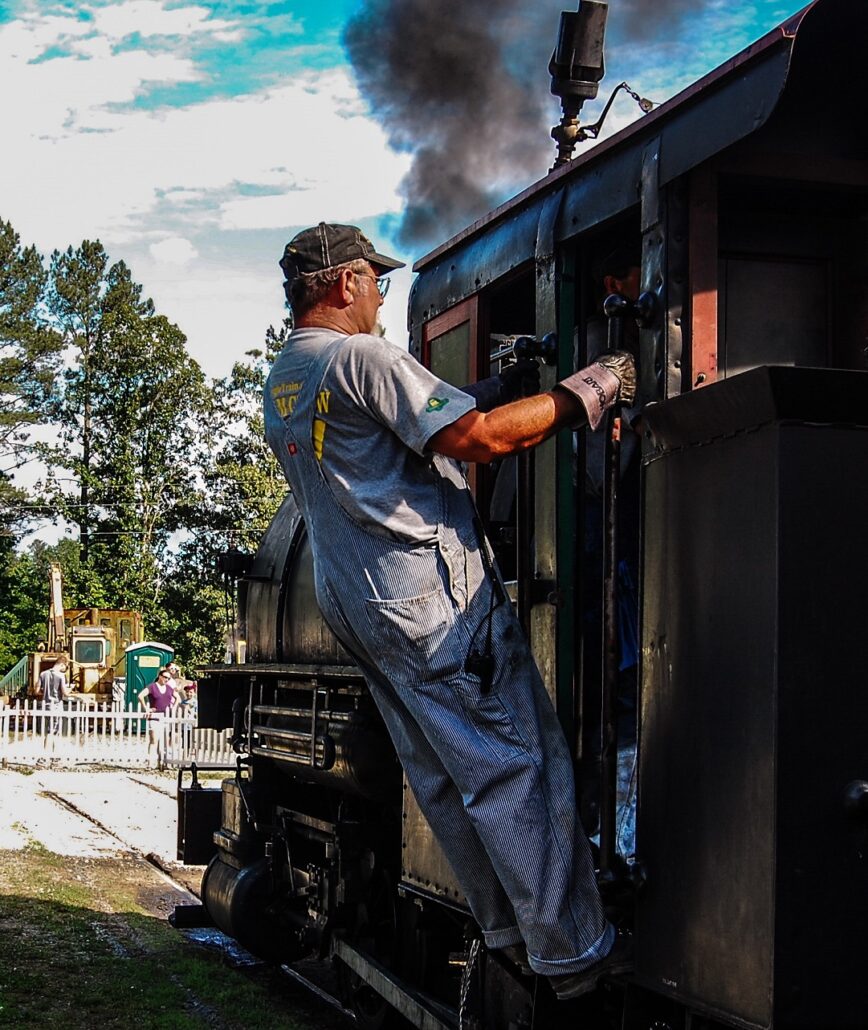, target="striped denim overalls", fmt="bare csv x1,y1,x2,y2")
278,335,613,975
